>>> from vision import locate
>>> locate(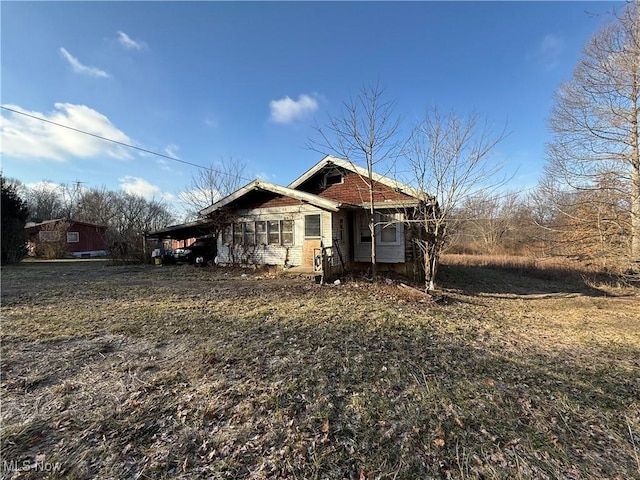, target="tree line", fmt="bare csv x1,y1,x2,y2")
1,177,176,263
